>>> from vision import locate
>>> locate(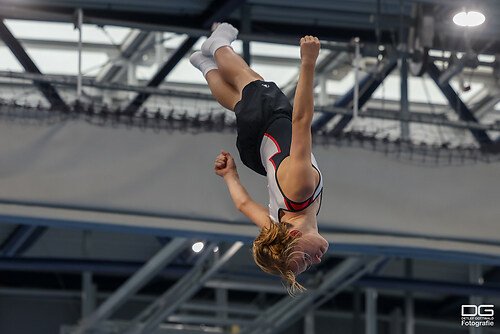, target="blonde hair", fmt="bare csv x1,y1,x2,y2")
252,219,306,296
